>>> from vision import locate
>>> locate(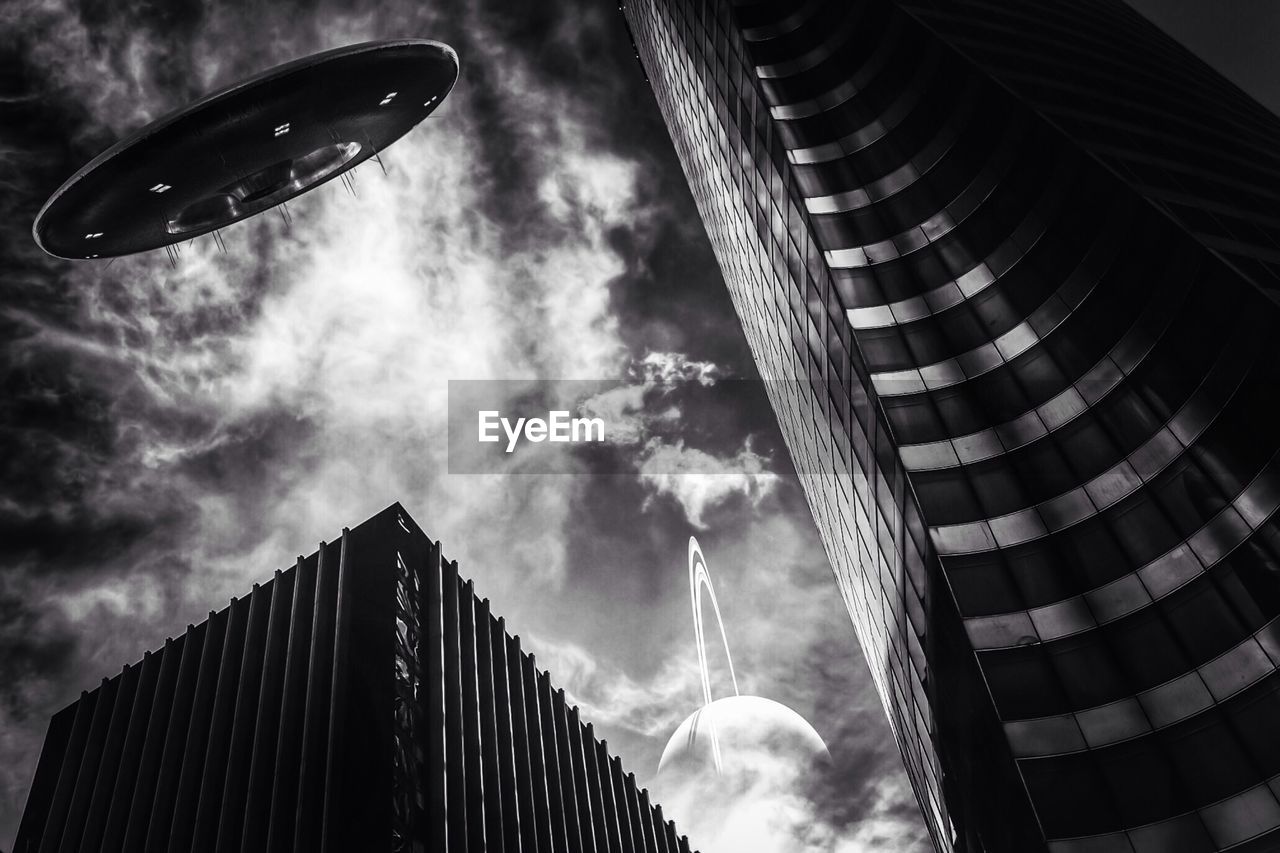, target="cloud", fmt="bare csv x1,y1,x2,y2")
638,438,779,529
574,350,713,445
574,352,779,528
651,729,837,853
46,572,166,623
637,351,719,385
655,766,929,853
577,381,656,444
524,632,700,742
